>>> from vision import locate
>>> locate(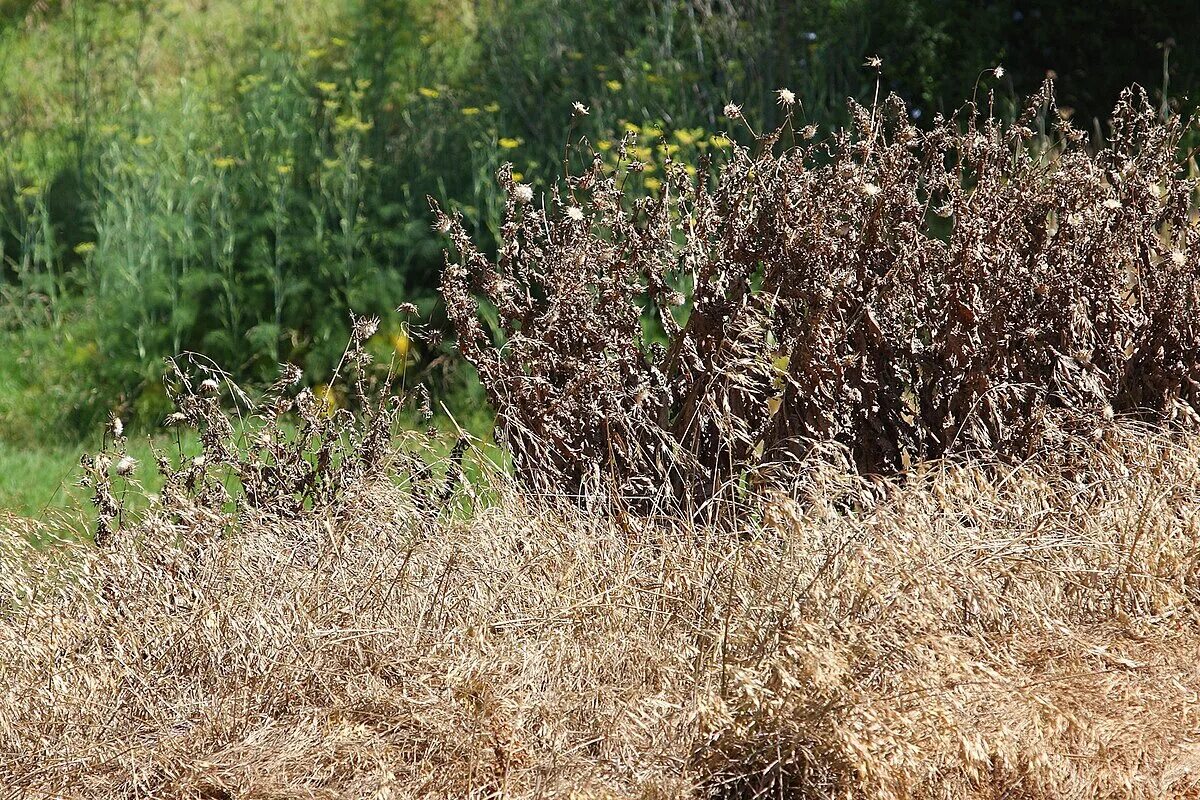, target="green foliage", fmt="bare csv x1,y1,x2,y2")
0,0,1196,442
